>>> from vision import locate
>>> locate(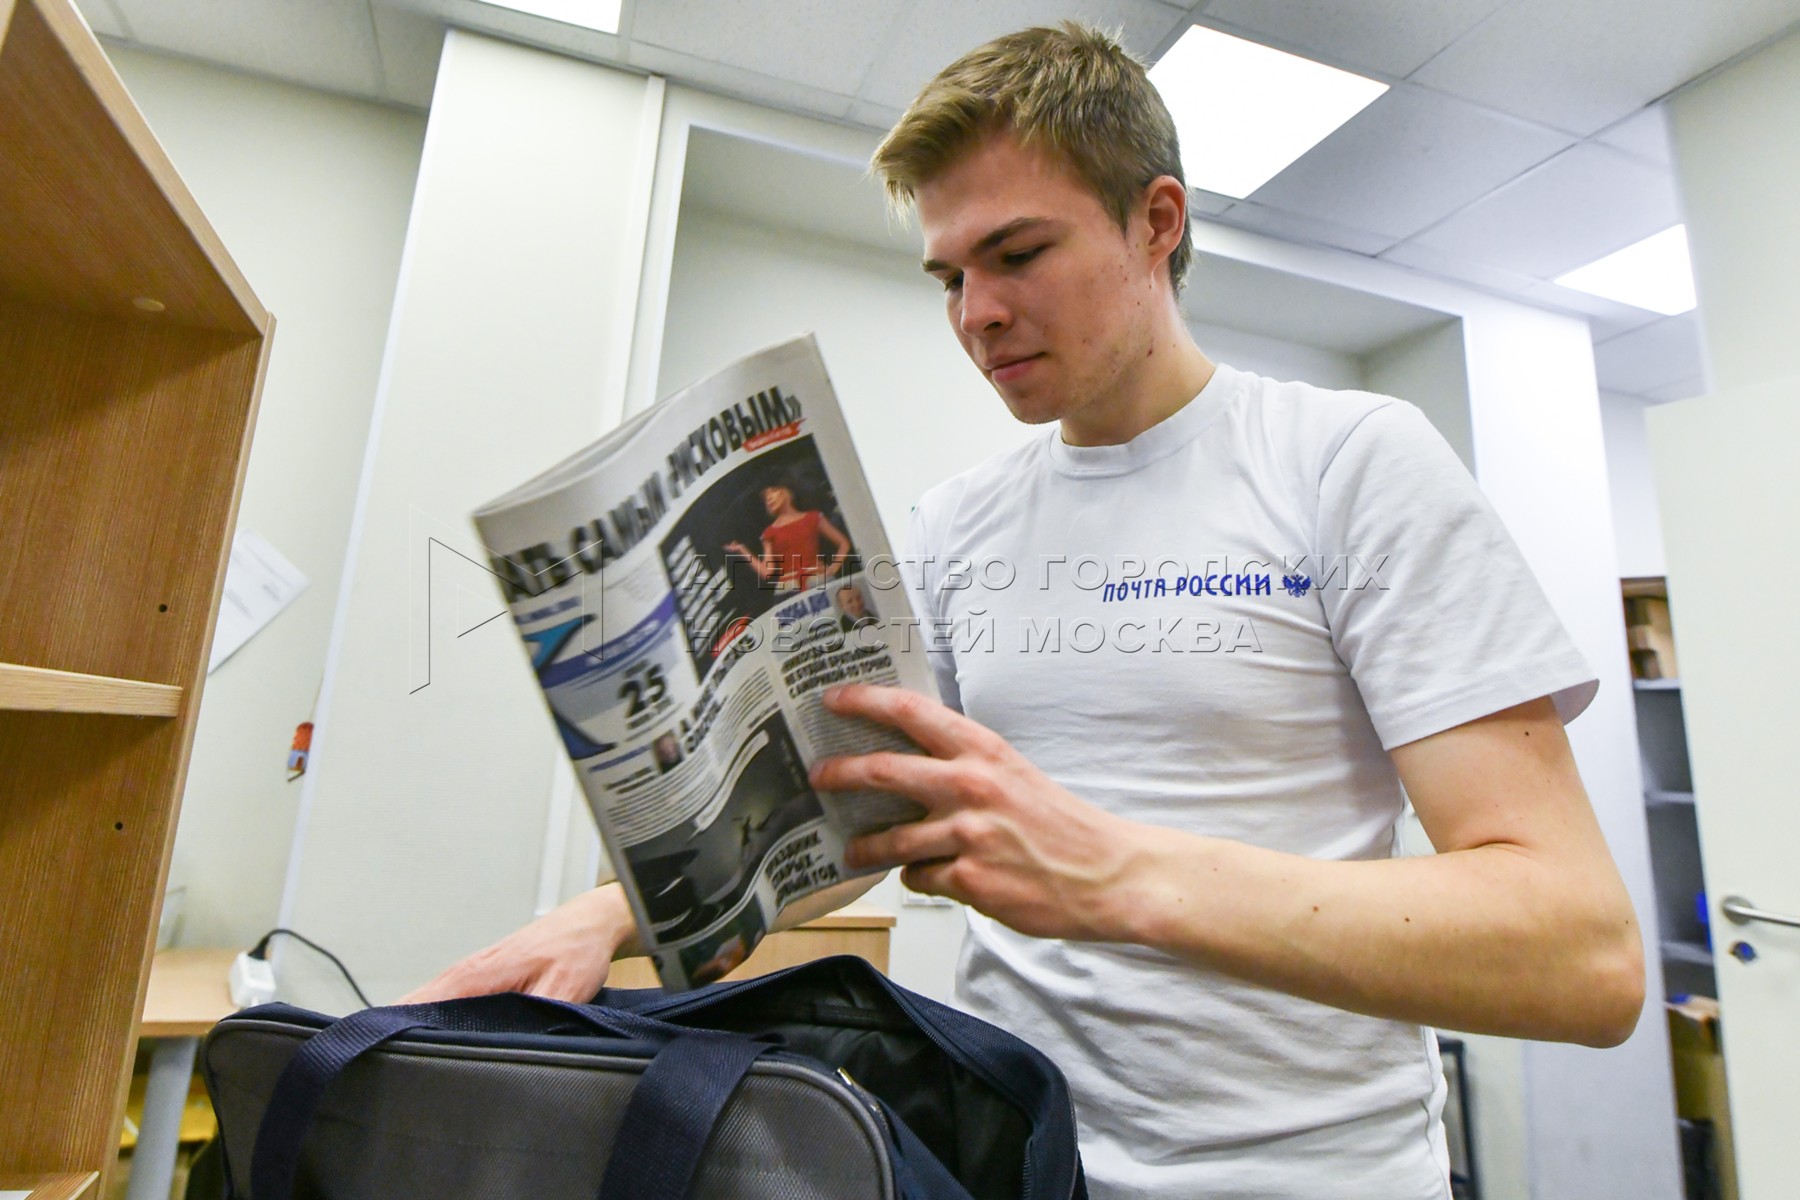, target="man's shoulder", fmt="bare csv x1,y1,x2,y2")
1230,367,1414,482
1240,369,1402,442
